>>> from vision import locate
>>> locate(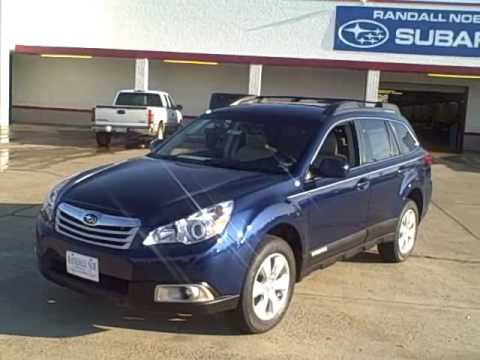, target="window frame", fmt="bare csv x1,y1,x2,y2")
115,92,164,107
307,120,361,181
168,96,177,109
306,116,422,185
386,121,401,157
161,94,170,108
